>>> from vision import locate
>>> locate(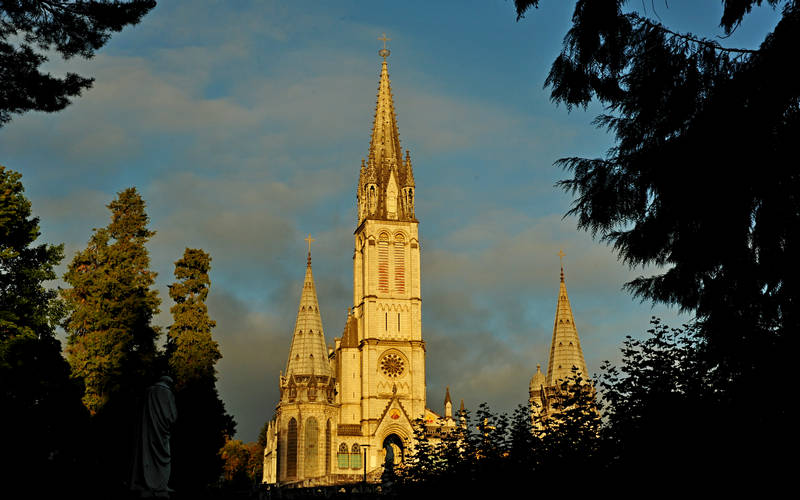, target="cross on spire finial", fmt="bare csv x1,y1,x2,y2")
378,33,391,59
305,234,316,266
558,249,566,282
